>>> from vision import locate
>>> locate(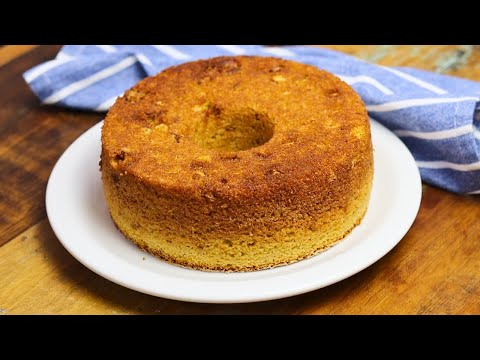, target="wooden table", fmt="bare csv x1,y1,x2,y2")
1,45,479,315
